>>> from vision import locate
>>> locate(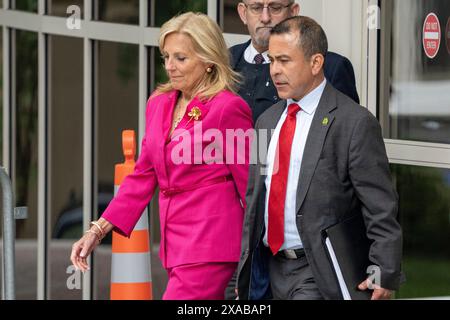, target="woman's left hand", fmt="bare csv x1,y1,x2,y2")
70,232,99,272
